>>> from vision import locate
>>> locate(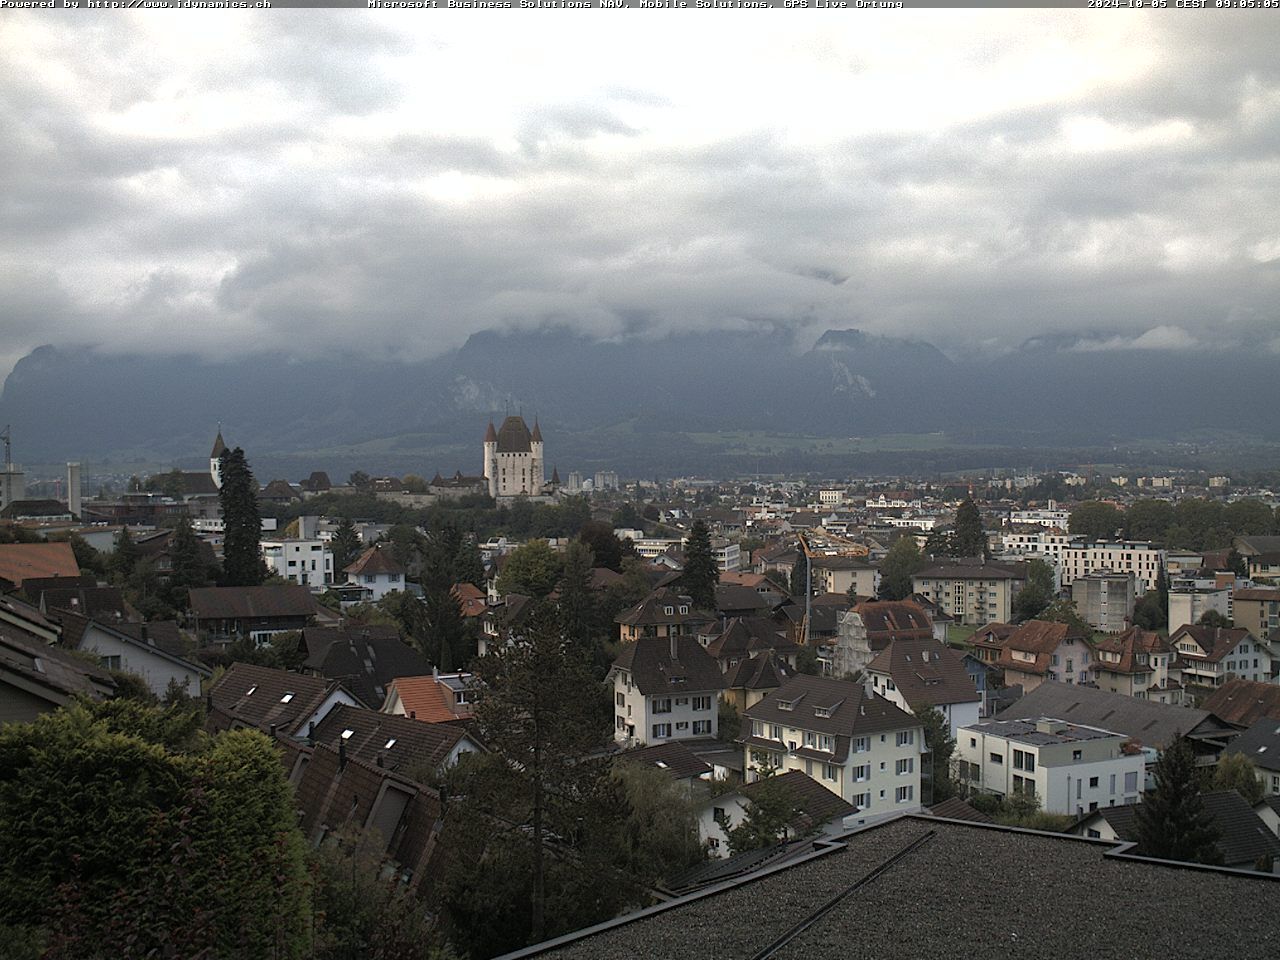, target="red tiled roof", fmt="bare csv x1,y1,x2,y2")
386,675,472,723
996,620,1083,676
1093,627,1171,676
1169,625,1255,664
1202,678,1280,727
